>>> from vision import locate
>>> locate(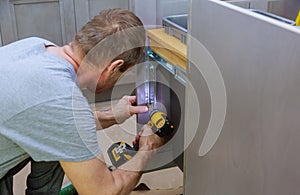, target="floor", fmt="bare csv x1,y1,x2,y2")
13,101,183,194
